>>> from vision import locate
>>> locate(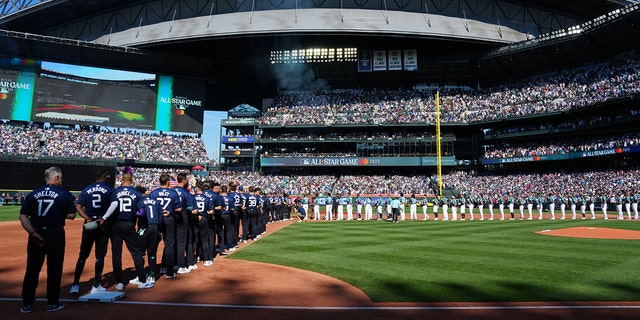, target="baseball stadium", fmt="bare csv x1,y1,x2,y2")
1,0,640,319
